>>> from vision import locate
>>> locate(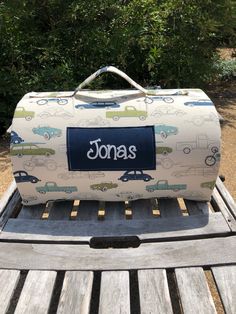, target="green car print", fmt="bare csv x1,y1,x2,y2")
200,180,216,190
106,106,147,121
10,143,55,158
156,146,173,155
14,107,35,121
36,182,77,194
154,125,178,139
90,182,118,192
146,180,187,192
